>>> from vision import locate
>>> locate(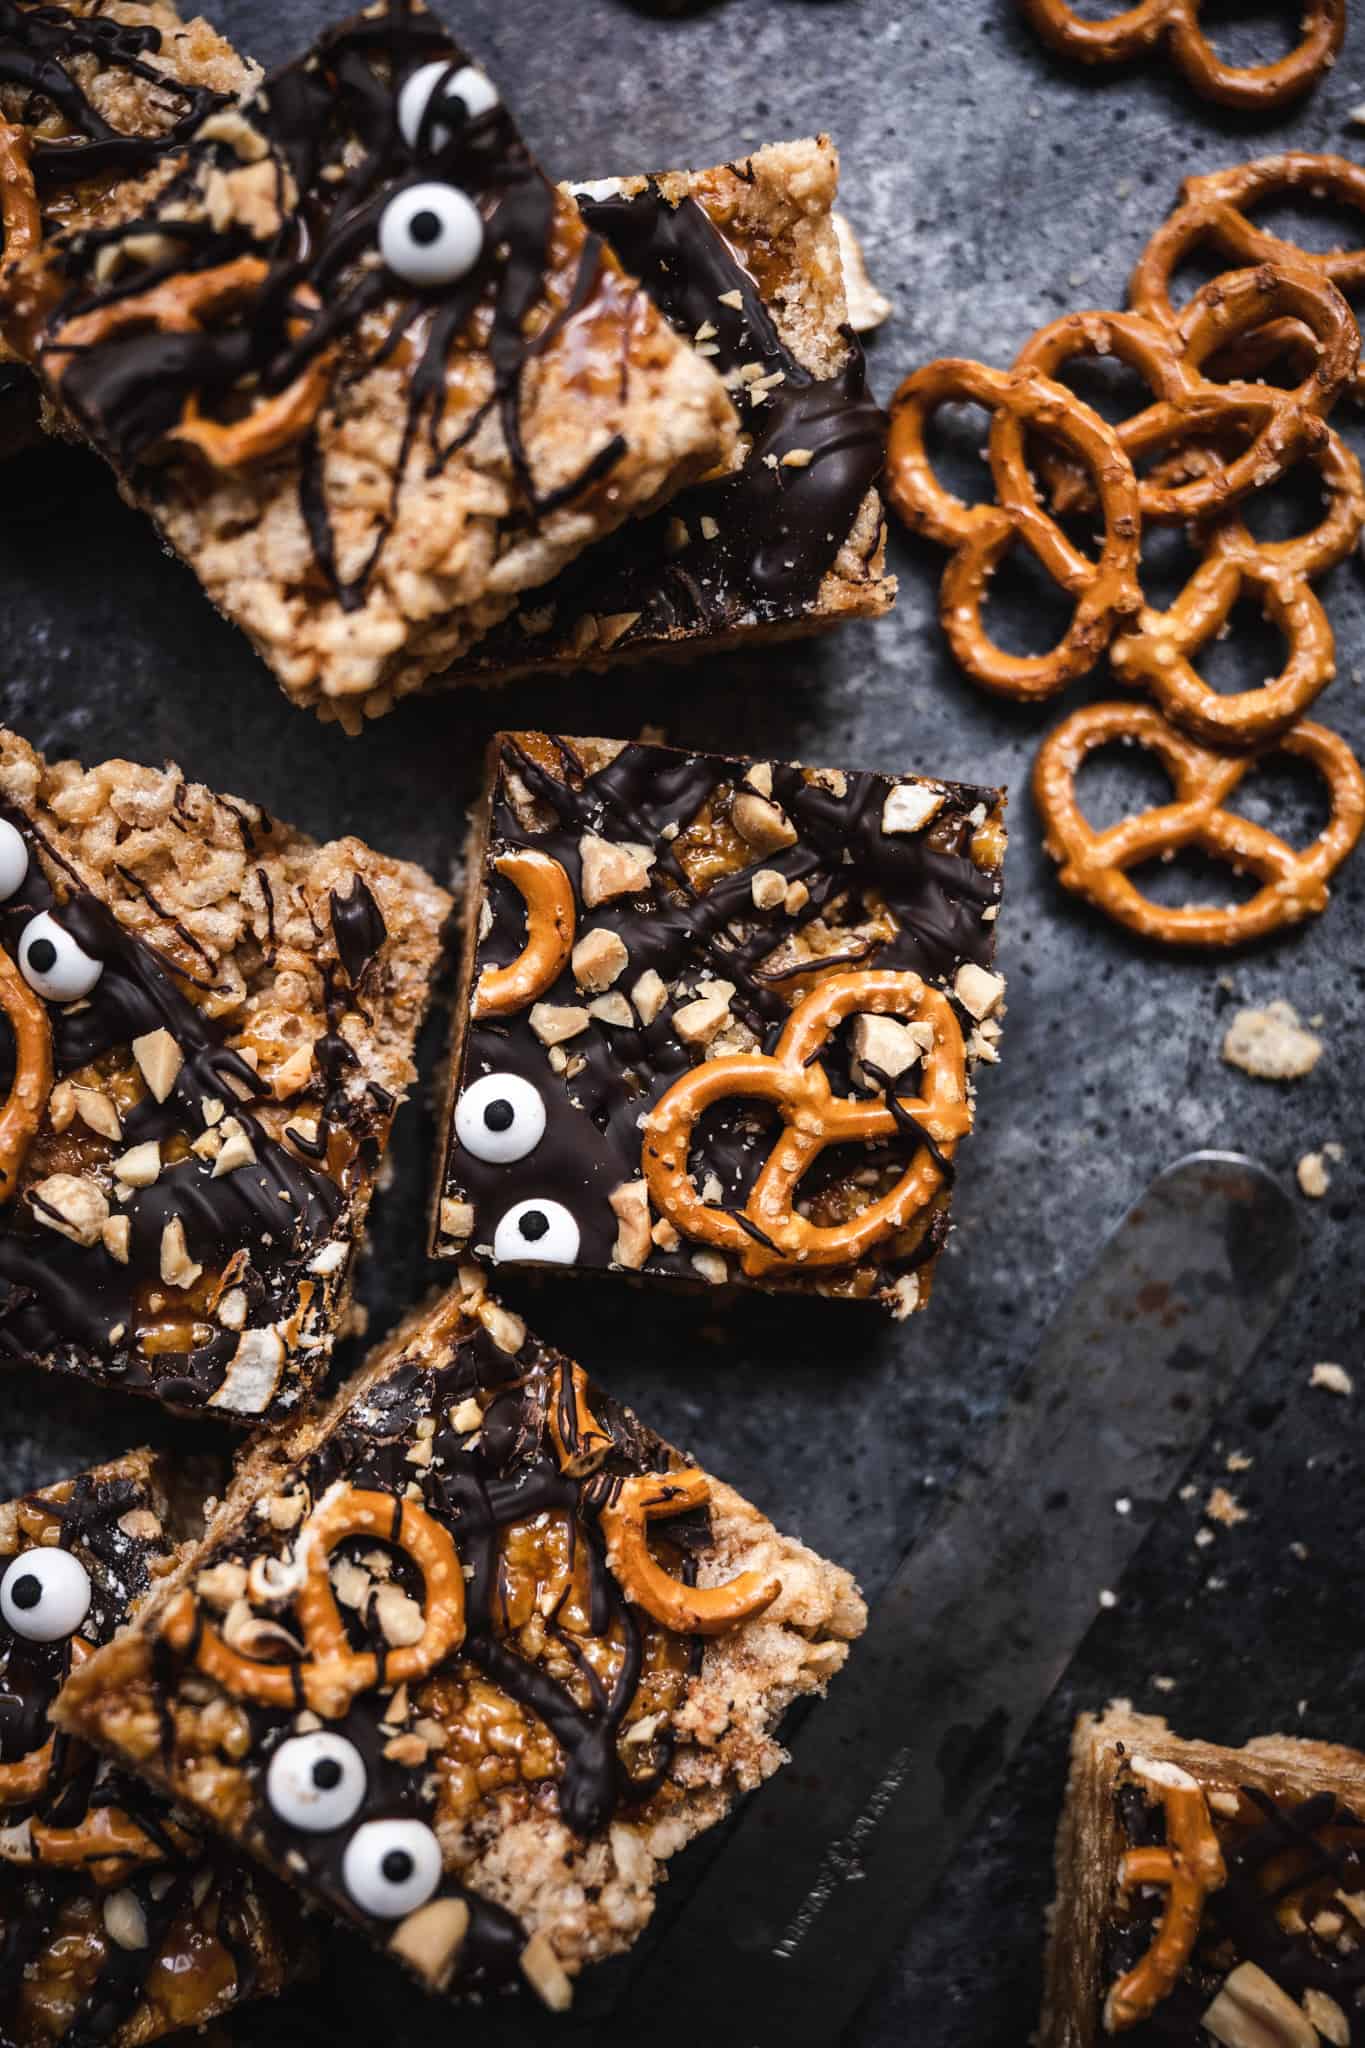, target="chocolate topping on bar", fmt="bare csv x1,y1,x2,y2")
473,177,888,659
42,0,633,610
0,801,387,1414
1105,1767,1365,2039
438,734,1004,1301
